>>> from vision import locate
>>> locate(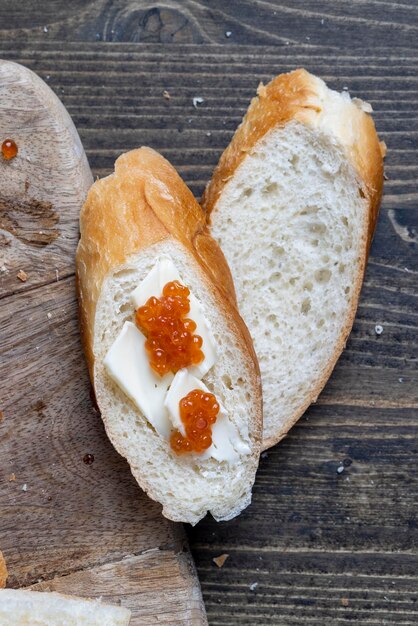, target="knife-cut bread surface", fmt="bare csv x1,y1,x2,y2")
202,69,384,449
76,147,262,525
